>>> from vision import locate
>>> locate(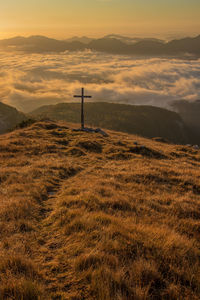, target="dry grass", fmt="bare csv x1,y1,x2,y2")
0,120,200,299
